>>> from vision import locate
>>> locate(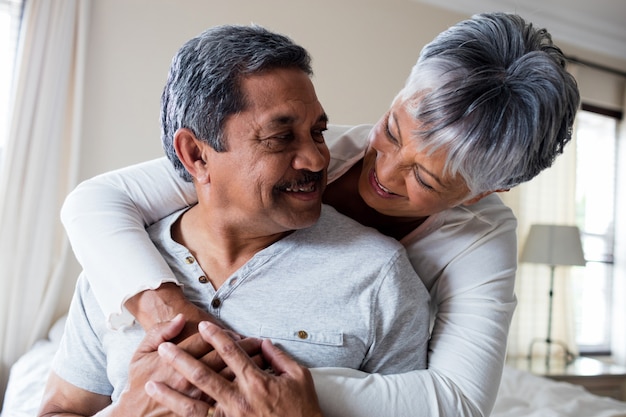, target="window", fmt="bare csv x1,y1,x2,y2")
572,105,621,354
0,0,24,170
